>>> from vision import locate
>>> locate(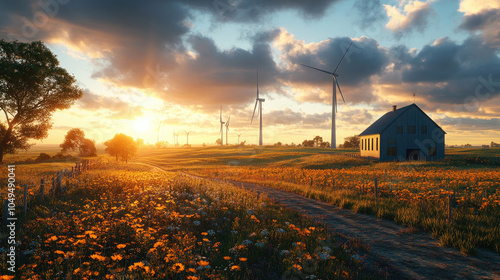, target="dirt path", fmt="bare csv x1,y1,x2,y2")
134,162,500,279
